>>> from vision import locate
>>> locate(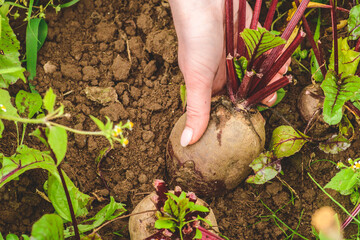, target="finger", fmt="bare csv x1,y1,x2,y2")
181,76,212,147
260,72,283,106
278,57,291,75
